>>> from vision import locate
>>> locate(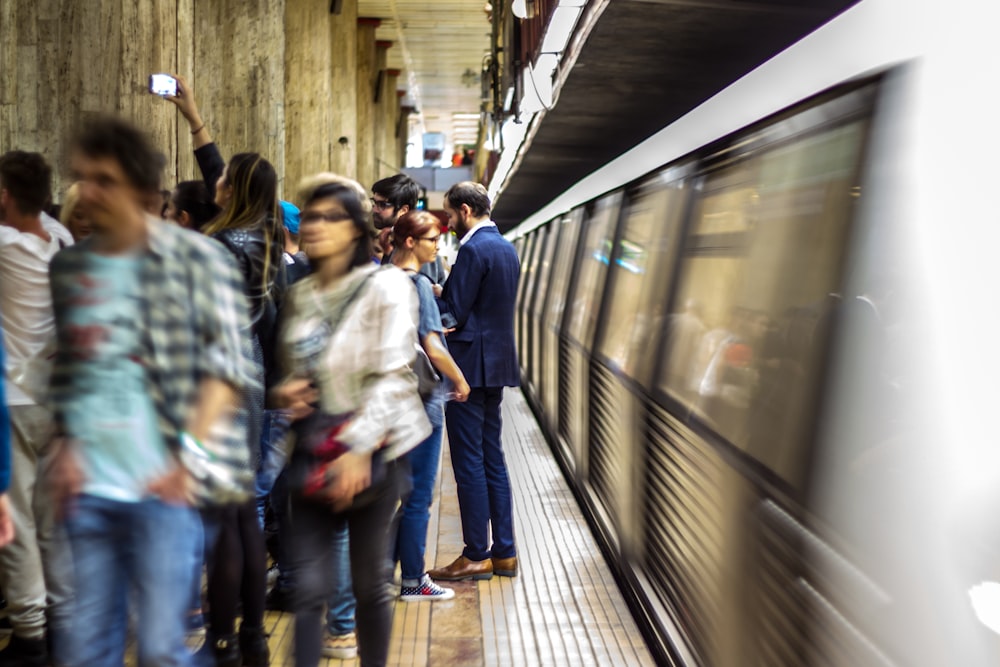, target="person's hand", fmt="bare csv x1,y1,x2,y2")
432,283,443,298
270,378,318,421
147,463,194,506
449,378,471,403
164,74,203,128
0,494,15,548
324,450,373,511
46,437,84,520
